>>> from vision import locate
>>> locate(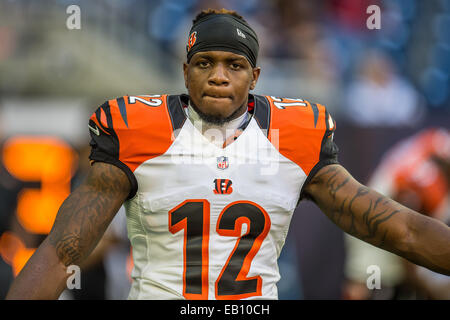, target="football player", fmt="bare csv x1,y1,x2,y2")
7,9,450,300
